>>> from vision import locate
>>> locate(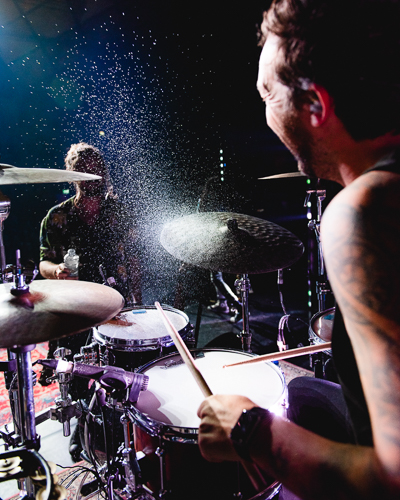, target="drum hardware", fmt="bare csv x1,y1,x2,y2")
74,341,100,365
78,375,150,499
304,189,332,313
233,274,252,352
304,189,335,378
0,190,10,278
0,448,56,500
0,273,123,499
36,347,84,437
